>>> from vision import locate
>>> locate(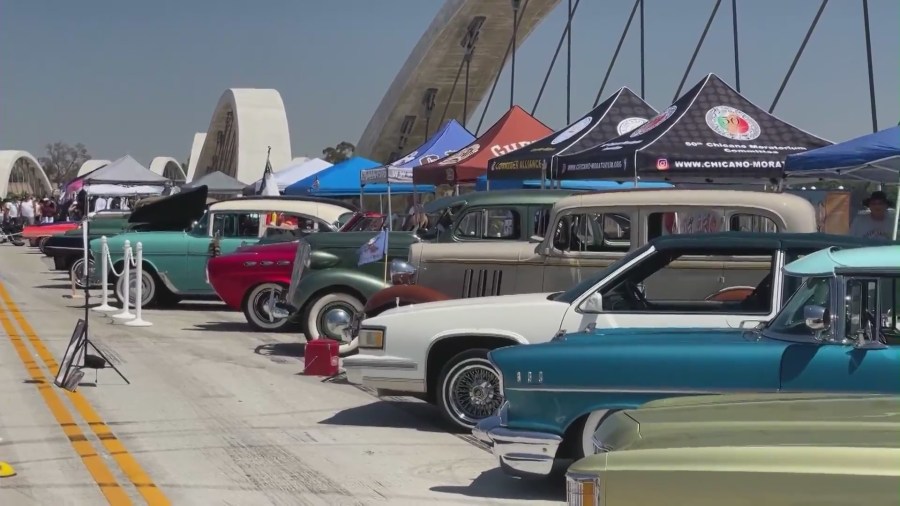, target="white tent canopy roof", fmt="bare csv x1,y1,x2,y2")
81,155,170,185
245,157,332,193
